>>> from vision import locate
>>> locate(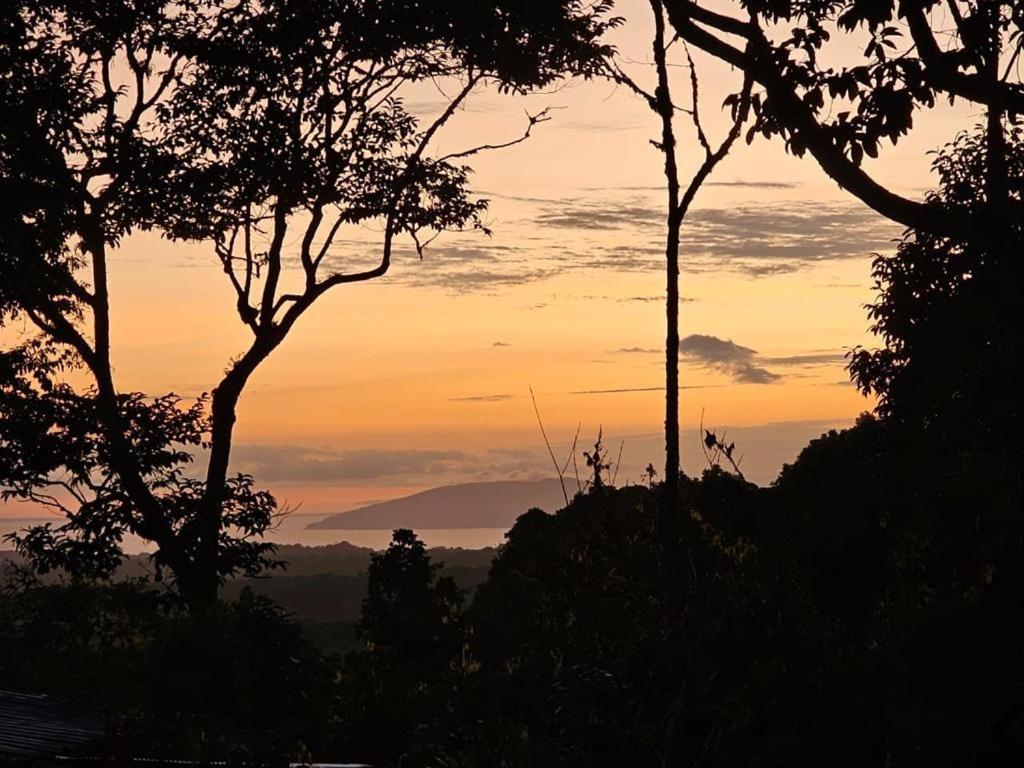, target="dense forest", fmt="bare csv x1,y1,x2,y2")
2,1,1022,766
